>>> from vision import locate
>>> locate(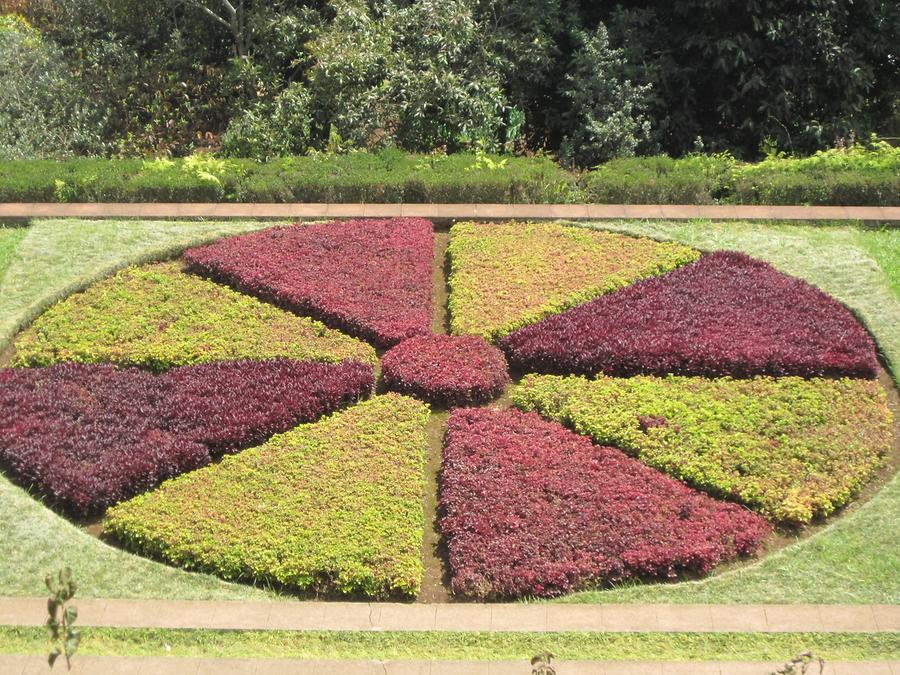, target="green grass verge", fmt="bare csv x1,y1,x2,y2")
557,220,900,604
857,228,900,298
0,226,26,282
1,627,897,661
